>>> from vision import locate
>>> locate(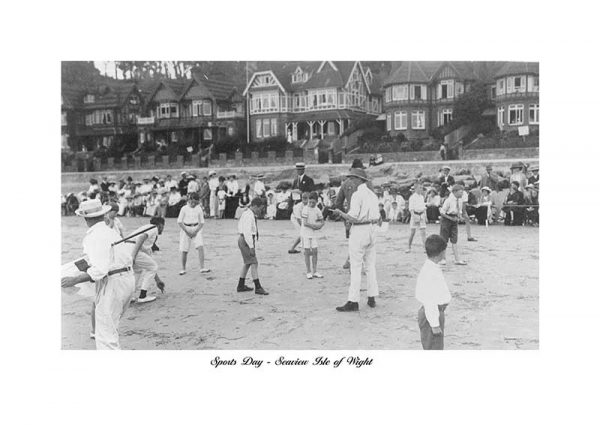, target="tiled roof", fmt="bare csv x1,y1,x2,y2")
384,62,430,85
61,85,85,109
148,79,189,102
495,62,539,77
